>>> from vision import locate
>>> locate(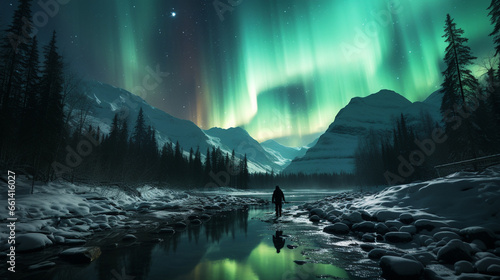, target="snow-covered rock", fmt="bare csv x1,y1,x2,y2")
16,233,53,252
